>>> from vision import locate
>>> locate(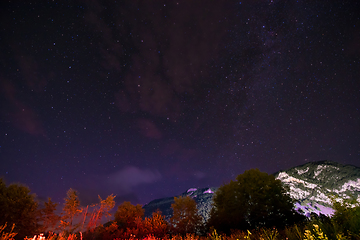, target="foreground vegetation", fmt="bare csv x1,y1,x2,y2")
1,169,360,240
